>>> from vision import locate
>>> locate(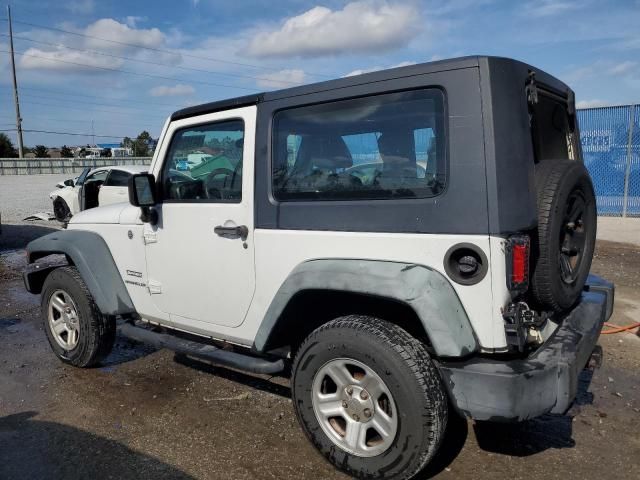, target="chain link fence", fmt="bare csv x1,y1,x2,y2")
0,157,152,175
579,104,639,217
